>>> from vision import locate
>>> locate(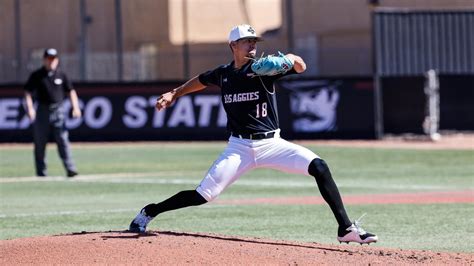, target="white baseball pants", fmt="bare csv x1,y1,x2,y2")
196,129,318,201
